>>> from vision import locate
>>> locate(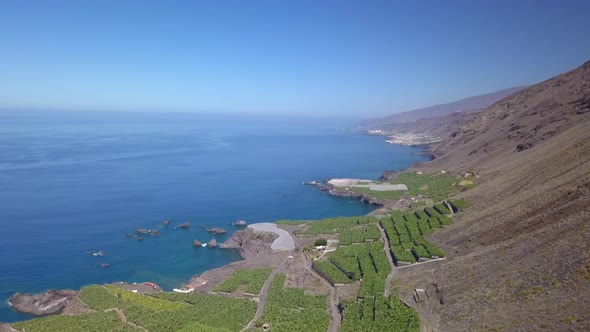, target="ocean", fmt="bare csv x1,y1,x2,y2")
0,111,428,322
